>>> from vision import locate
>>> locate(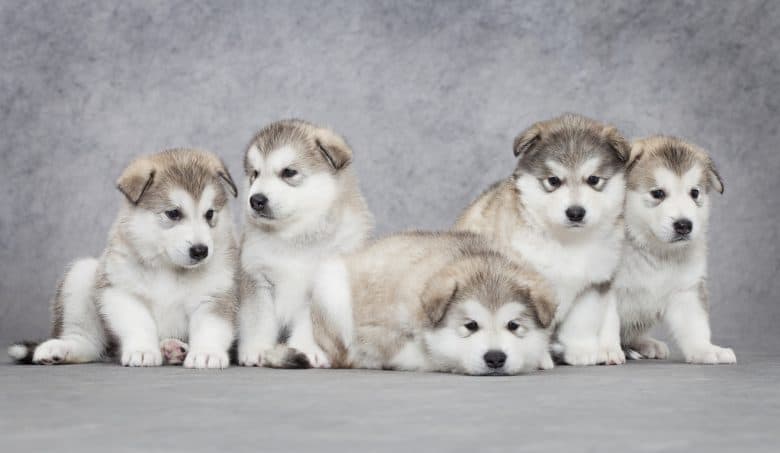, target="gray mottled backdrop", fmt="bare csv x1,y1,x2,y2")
1,1,778,352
